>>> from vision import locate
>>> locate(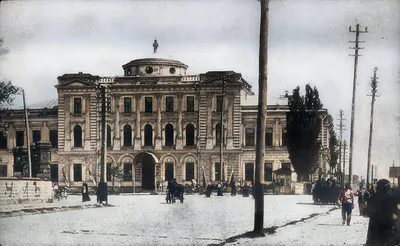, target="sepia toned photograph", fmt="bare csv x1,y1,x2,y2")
0,0,399,245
